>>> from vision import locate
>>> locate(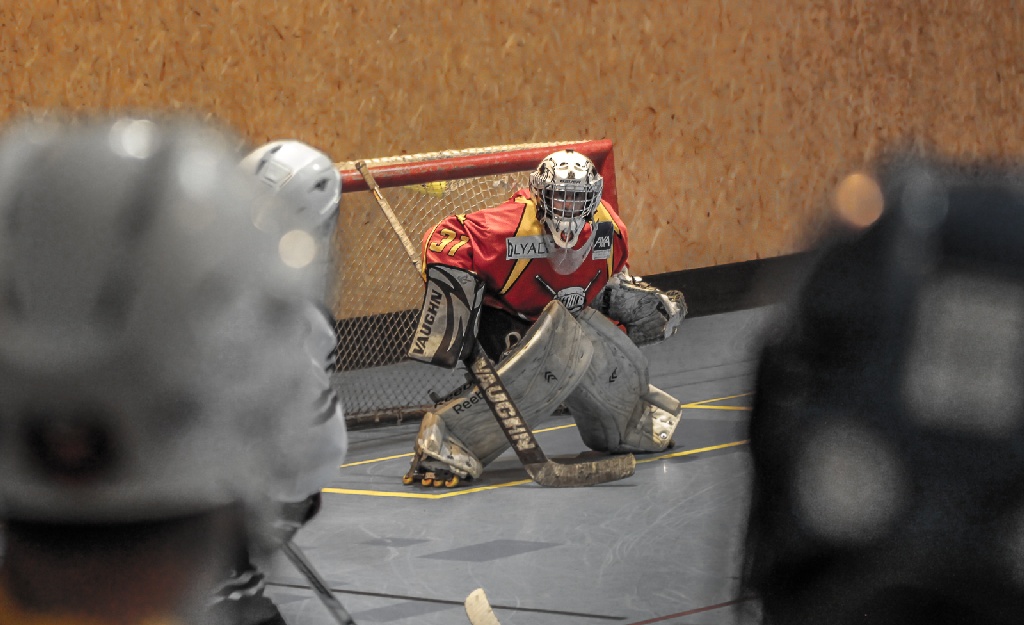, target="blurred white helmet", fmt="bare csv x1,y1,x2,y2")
0,117,320,523
529,149,604,249
240,140,341,302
